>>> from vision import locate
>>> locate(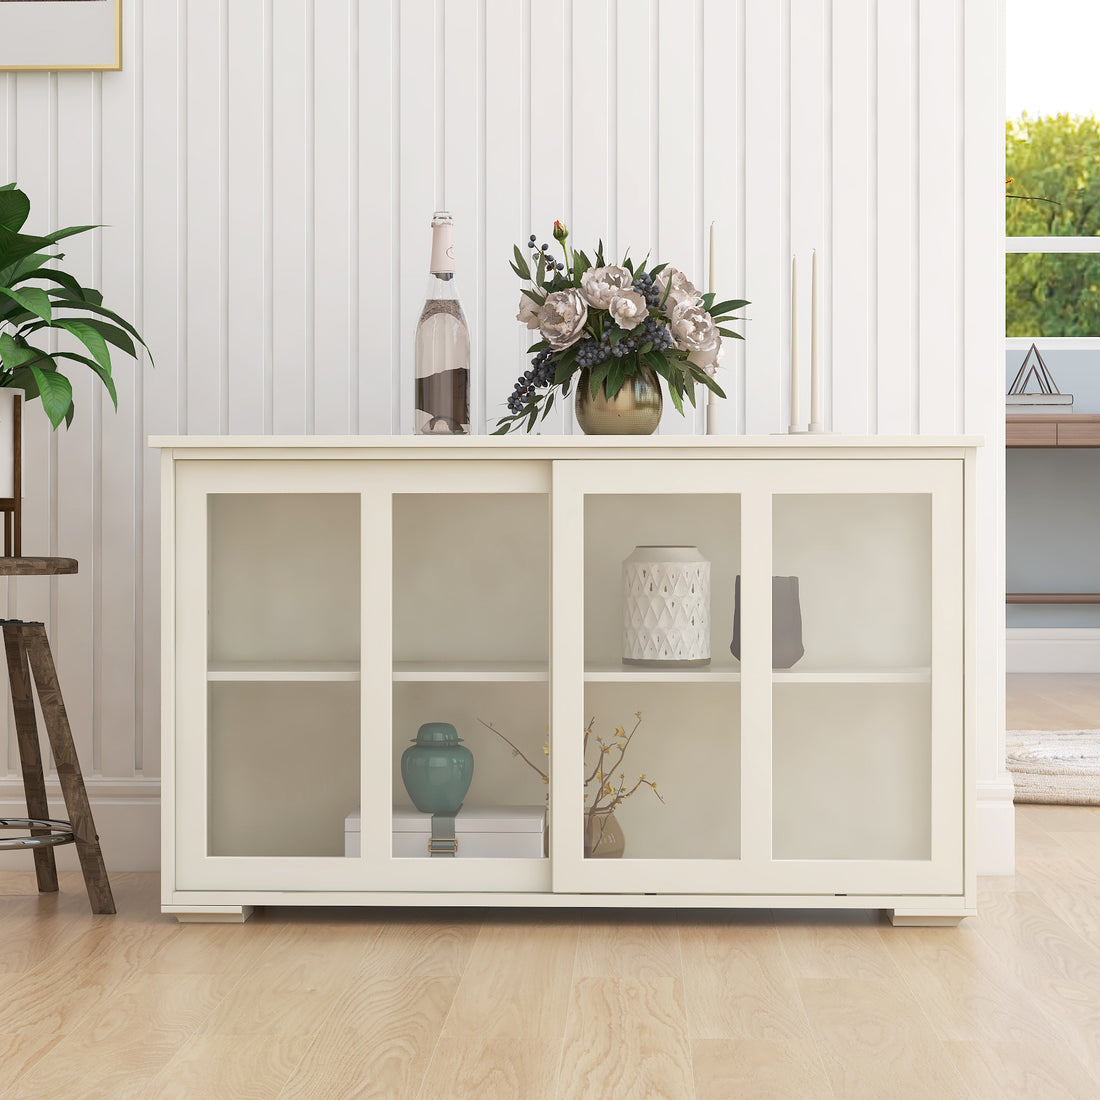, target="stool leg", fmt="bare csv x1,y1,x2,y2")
22,623,115,915
3,623,58,894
